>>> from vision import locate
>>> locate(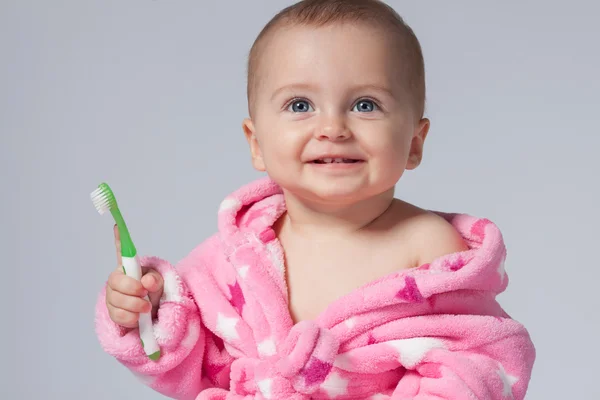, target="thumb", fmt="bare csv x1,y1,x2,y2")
141,269,164,311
